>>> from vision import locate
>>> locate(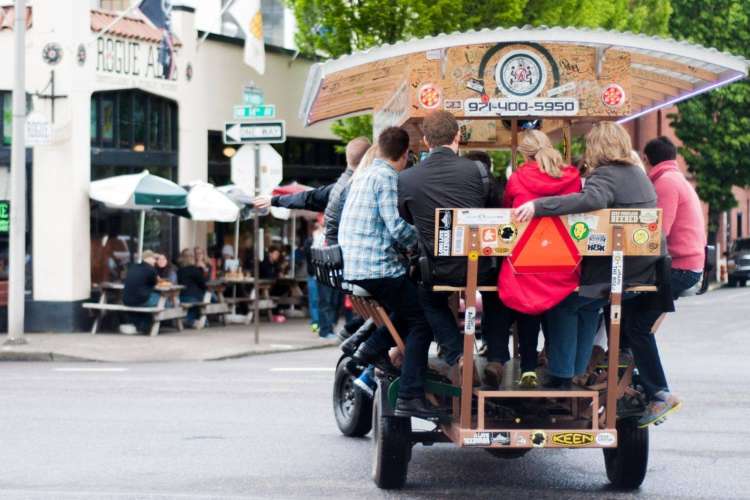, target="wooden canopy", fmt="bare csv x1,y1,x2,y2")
299,26,748,148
